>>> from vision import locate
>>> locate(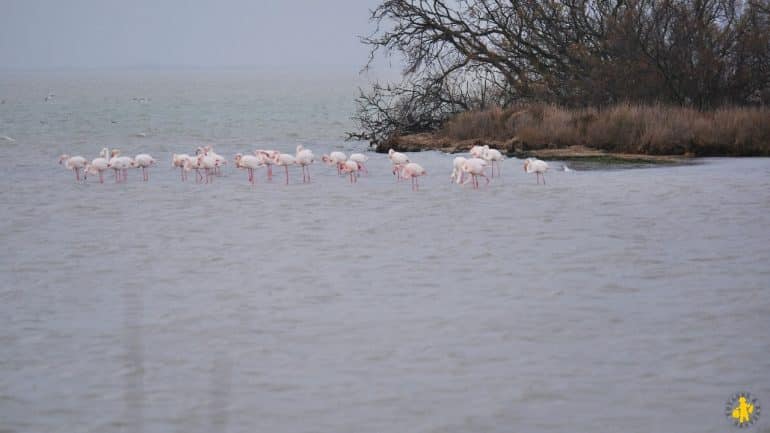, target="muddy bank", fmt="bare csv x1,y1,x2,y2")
375,133,689,164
